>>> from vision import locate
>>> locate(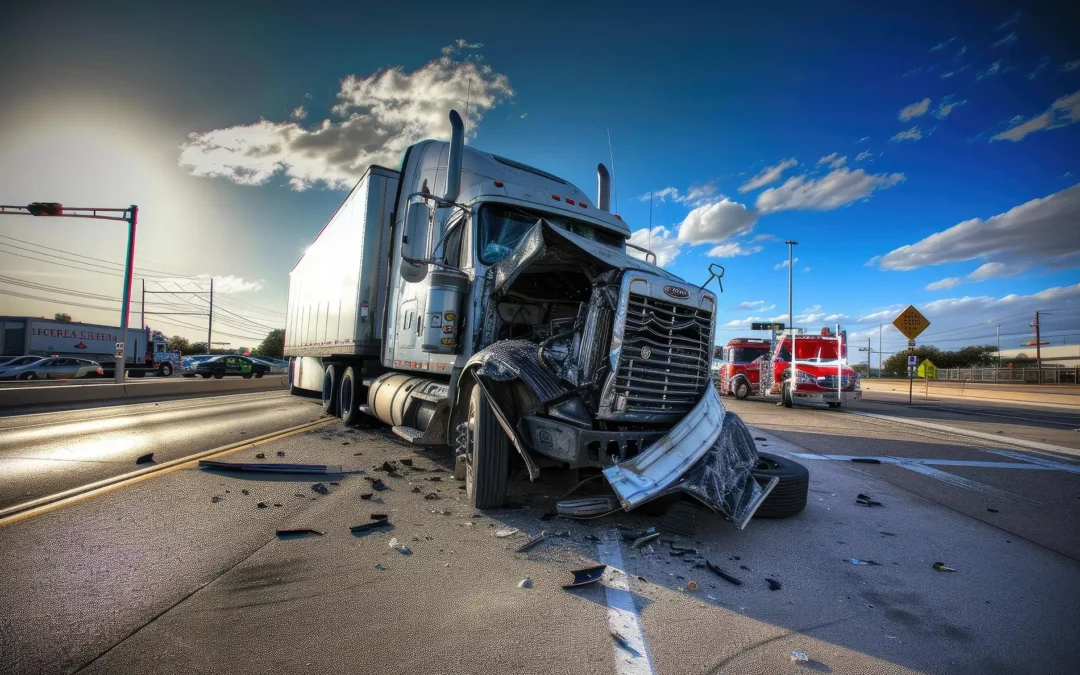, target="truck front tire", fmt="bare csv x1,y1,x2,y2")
339,367,362,426
735,379,751,400
322,364,339,416
465,381,509,509
159,363,173,377
782,383,794,408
